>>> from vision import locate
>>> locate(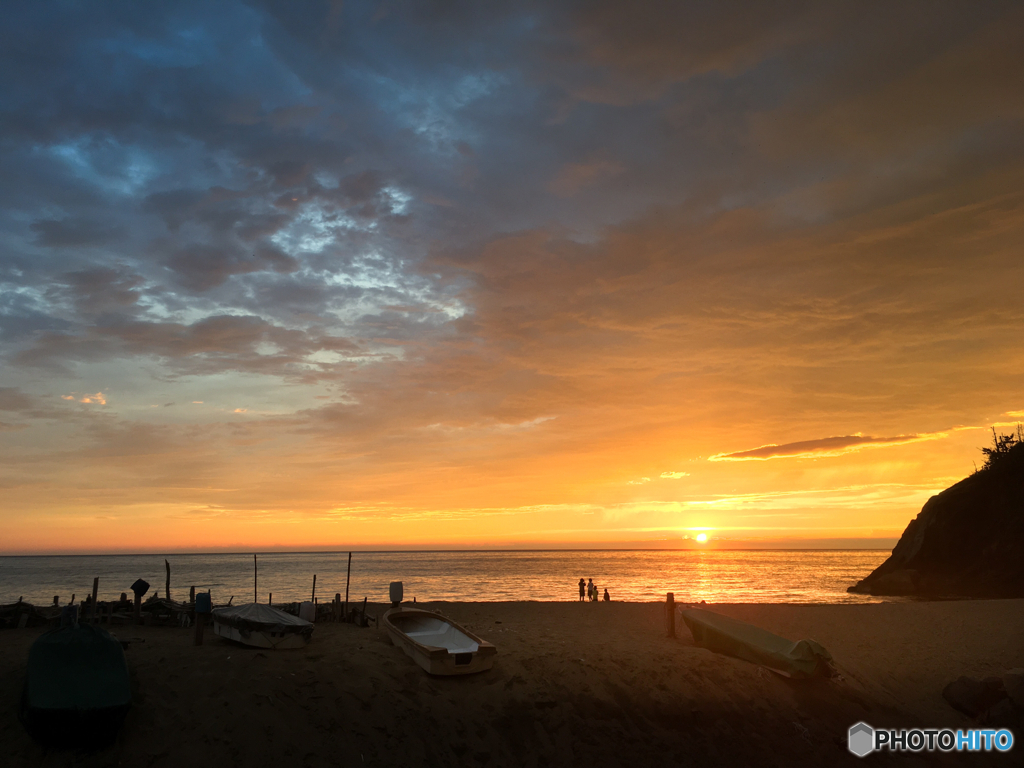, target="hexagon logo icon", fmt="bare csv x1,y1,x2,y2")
848,722,874,757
